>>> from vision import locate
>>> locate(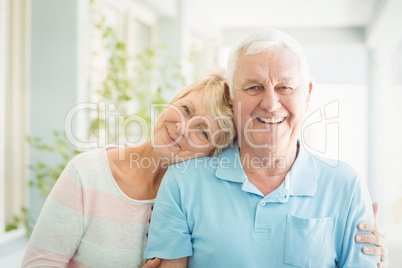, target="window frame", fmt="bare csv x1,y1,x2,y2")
0,0,7,242
0,0,29,244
